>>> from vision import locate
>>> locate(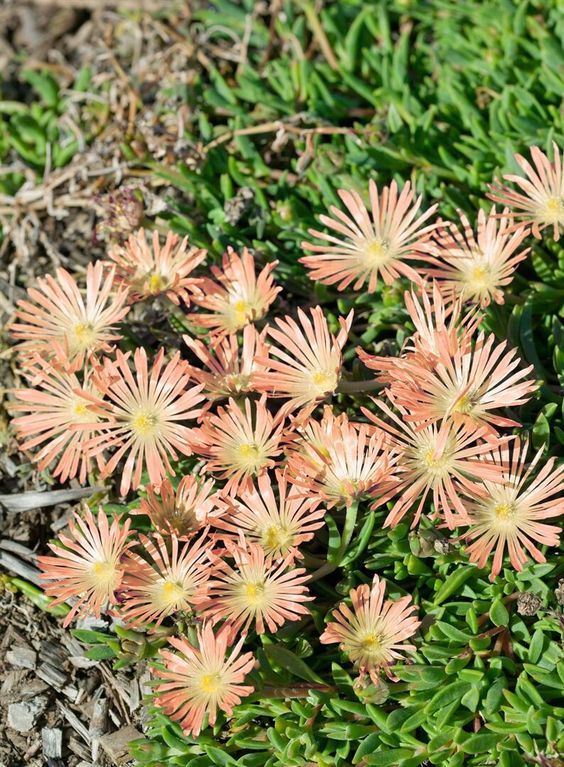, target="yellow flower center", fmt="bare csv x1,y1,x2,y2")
244,580,267,606
423,449,450,473
363,239,390,266
467,262,492,289
199,672,223,694
131,410,159,436
336,477,359,498
234,442,267,474
89,559,120,591
147,273,168,294
262,524,293,553
223,373,250,395
542,196,564,223
493,502,515,519
232,298,253,325
70,398,94,423
412,430,457,480
157,580,188,606
310,369,338,396
239,442,260,459
70,321,98,351
360,632,382,651
451,392,476,416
